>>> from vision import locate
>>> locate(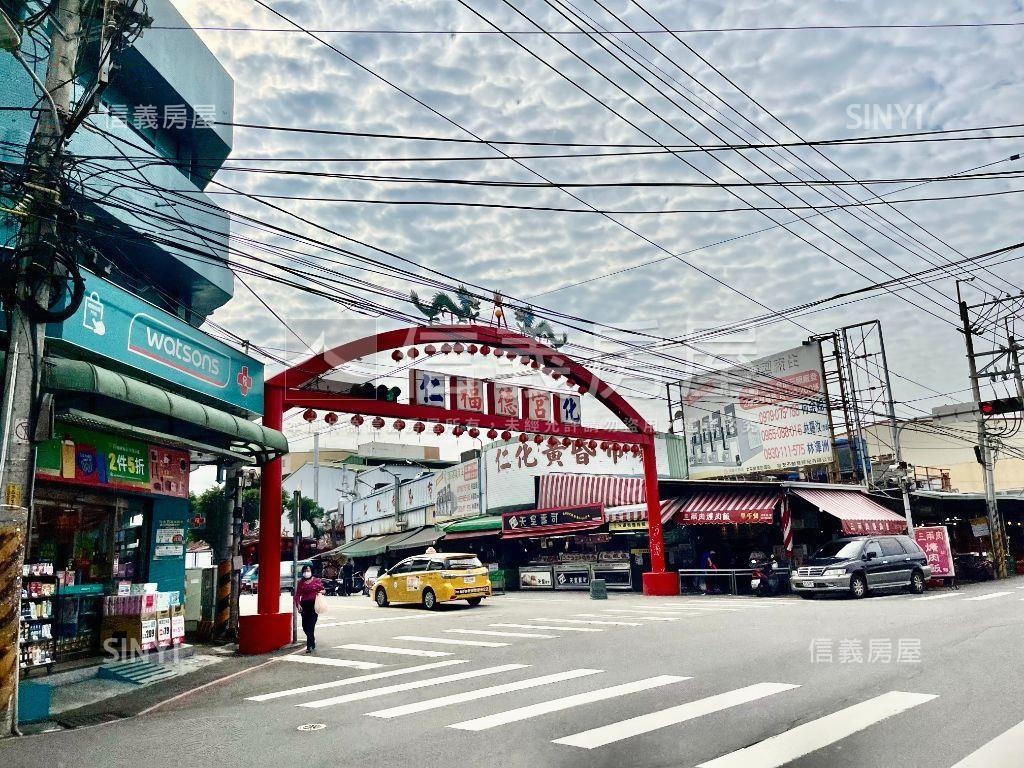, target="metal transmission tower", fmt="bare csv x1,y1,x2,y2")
956,282,1024,579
